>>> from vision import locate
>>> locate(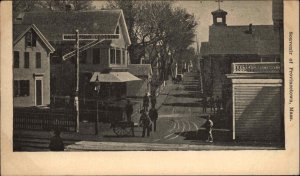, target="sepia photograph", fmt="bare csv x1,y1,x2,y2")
11,0,284,151
1,0,299,175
